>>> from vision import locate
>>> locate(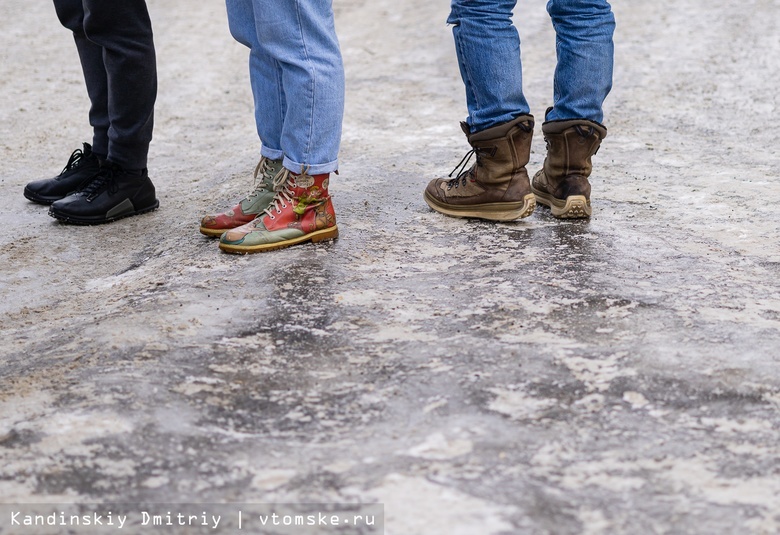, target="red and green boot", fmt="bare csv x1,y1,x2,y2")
199,157,284,237
219,168,338,254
